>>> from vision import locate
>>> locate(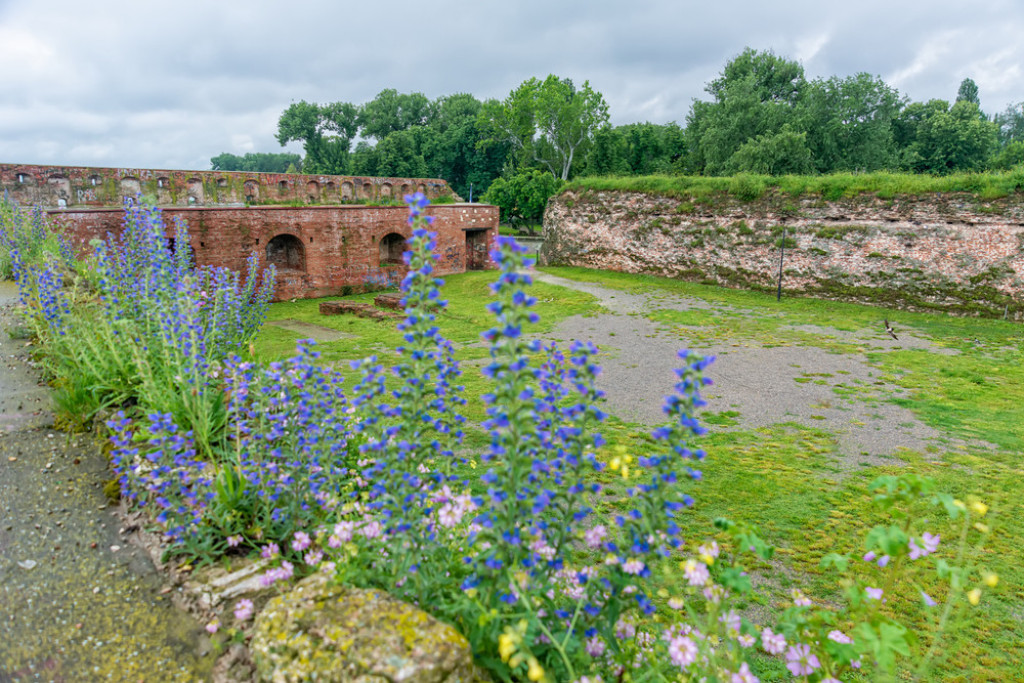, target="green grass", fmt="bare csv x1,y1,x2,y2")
566,170,1024,203
252,266,1023,681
